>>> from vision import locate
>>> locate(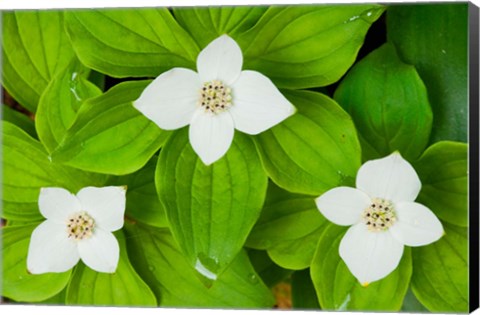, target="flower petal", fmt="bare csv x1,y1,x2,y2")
133,68,201,130
38,187,81,223
315,187,371,226
389,201,444,246
27,220,79,274
197,35,243,85
189,109,235,165
339,223,404,285
356,152,421,203
76,186,126,232
77,229,120,273
229,70,296,135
